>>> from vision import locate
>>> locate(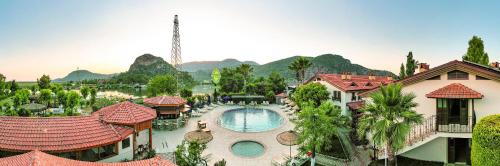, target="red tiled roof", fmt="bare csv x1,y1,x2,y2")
347,101,365,110
144,96,187,106
310,74,393,91
0,150,177,166
426,83,483,99
275,93,287,97
0,116,133,153
93,101,157,125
